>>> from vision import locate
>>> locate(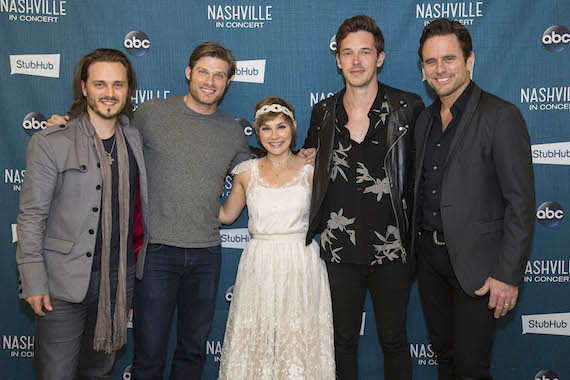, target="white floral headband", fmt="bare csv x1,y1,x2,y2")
254,104,295,122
